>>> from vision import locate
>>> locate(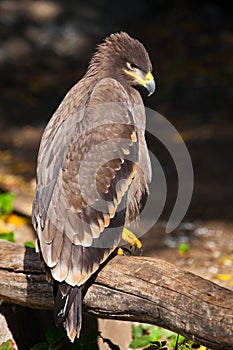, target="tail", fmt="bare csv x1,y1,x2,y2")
53,282,82,342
